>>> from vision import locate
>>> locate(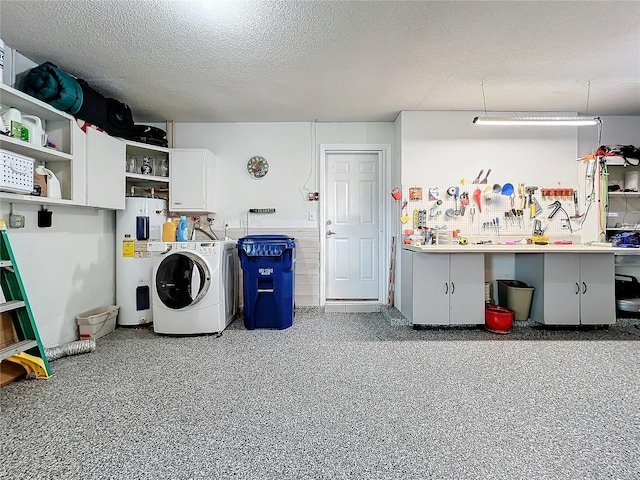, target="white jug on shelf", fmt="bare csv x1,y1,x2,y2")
21,115,47,147
1,107,21,136
35,165,61,199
